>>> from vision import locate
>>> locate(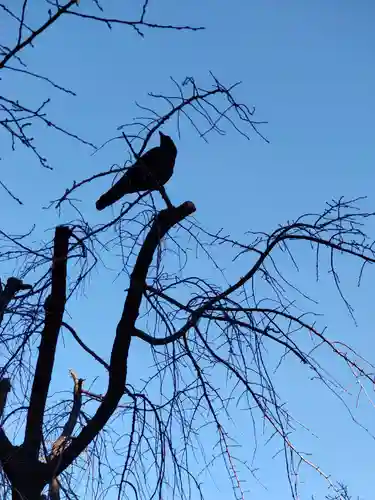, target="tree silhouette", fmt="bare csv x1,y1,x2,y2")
0,2,373,500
